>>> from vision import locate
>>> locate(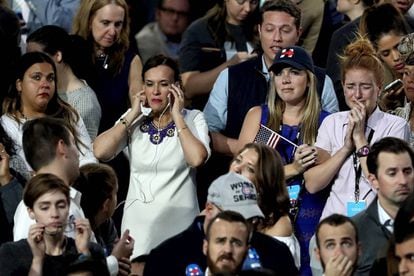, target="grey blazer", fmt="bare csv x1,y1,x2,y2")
352,198,392,276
